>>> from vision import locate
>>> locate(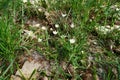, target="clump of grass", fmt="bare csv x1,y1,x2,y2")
0,0,22,79
0,16,21,79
